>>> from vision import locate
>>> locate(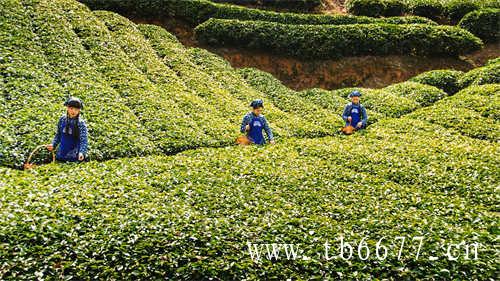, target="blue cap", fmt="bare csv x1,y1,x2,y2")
250,99,264,108
348,91,362,98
